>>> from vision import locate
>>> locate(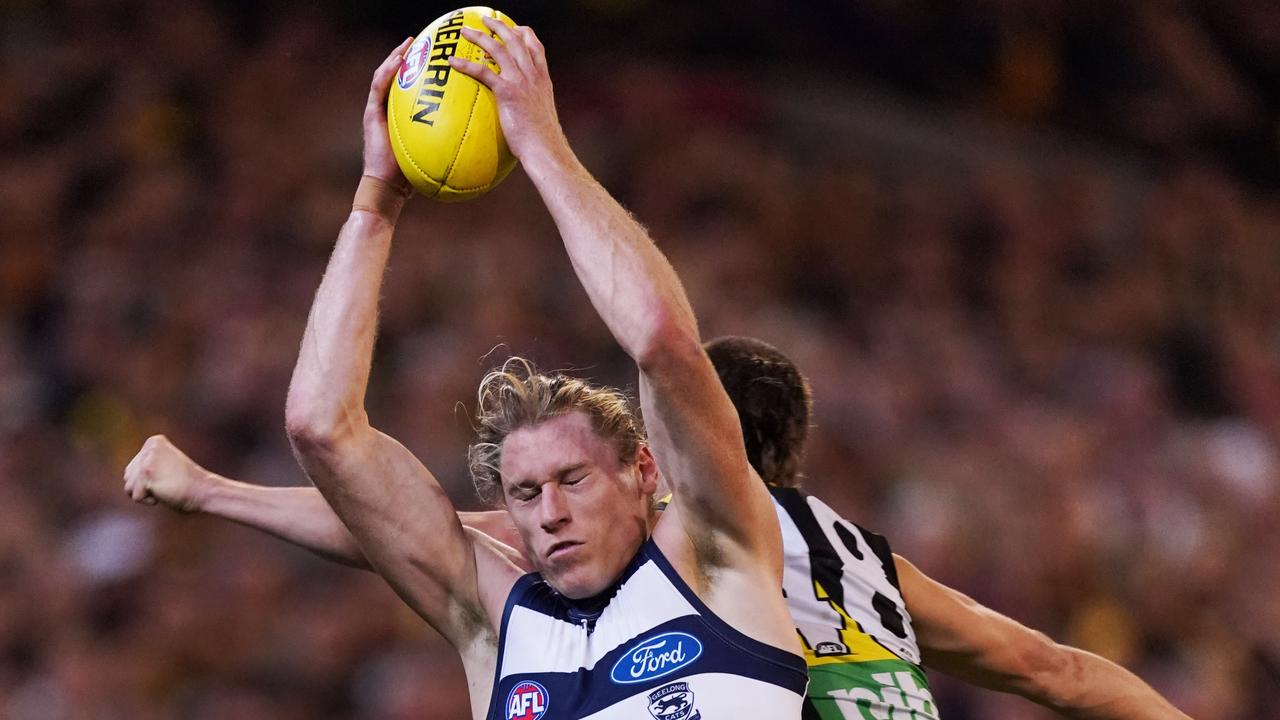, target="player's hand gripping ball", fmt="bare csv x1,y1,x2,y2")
388,7,518,201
